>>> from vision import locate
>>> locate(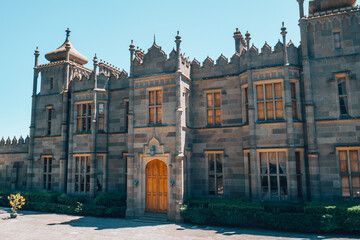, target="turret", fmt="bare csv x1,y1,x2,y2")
297,0,305,18
233,28,246,54
309,0,356,14
175,31,182,70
